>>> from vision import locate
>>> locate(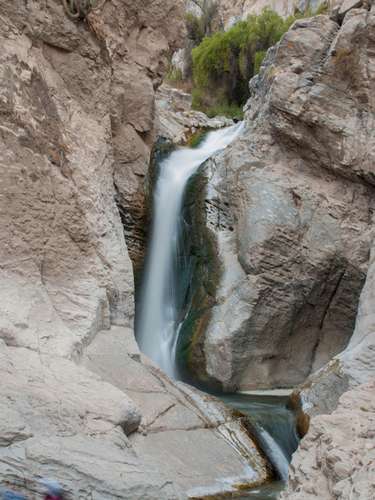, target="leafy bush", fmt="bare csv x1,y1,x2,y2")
165,67,183,83
186,13,205,45
254,50,267,74
191,8,297,114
